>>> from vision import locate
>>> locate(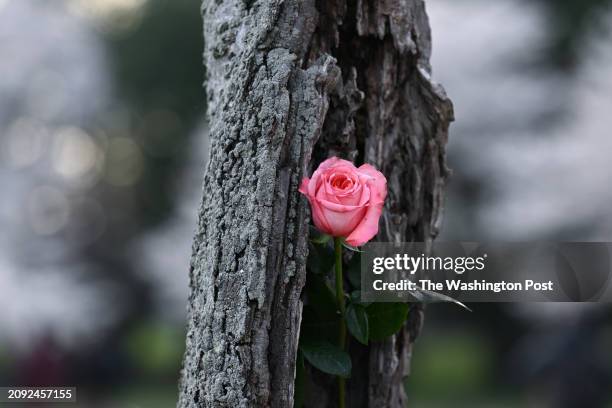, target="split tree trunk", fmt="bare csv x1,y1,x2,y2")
178,1,453,407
